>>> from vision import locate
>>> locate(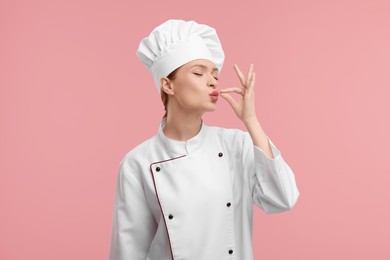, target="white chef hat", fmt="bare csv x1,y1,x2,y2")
136,19,225,93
